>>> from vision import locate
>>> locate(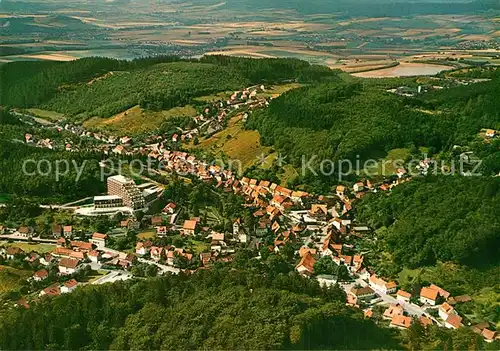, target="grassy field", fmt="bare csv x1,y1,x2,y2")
193,91,233,103
137,231,157,240
0,241,56,254
363,148,411,177
0,265,31,294
187,239,210,255
193,113,272,173
279,164,299,186
26,108,66,121
83,105,197,135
